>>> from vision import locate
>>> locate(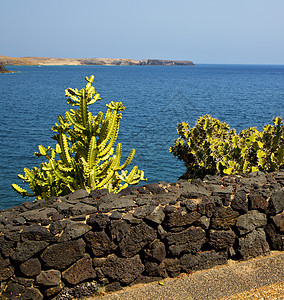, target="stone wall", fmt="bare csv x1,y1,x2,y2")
0,172,283,299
